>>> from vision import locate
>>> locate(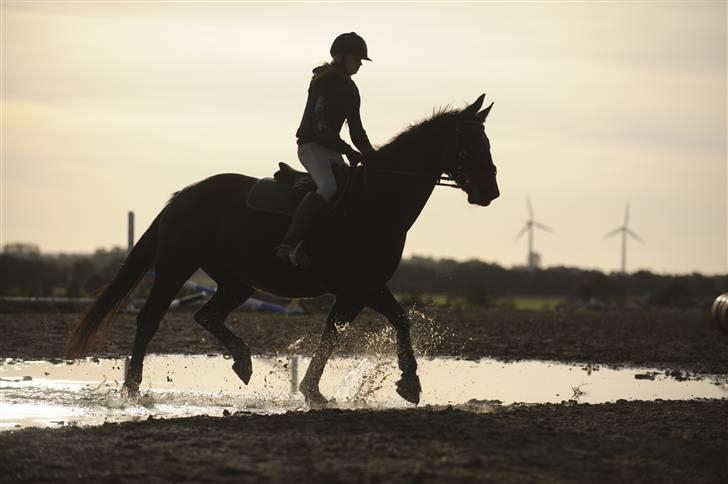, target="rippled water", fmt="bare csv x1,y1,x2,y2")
1,354,726,430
